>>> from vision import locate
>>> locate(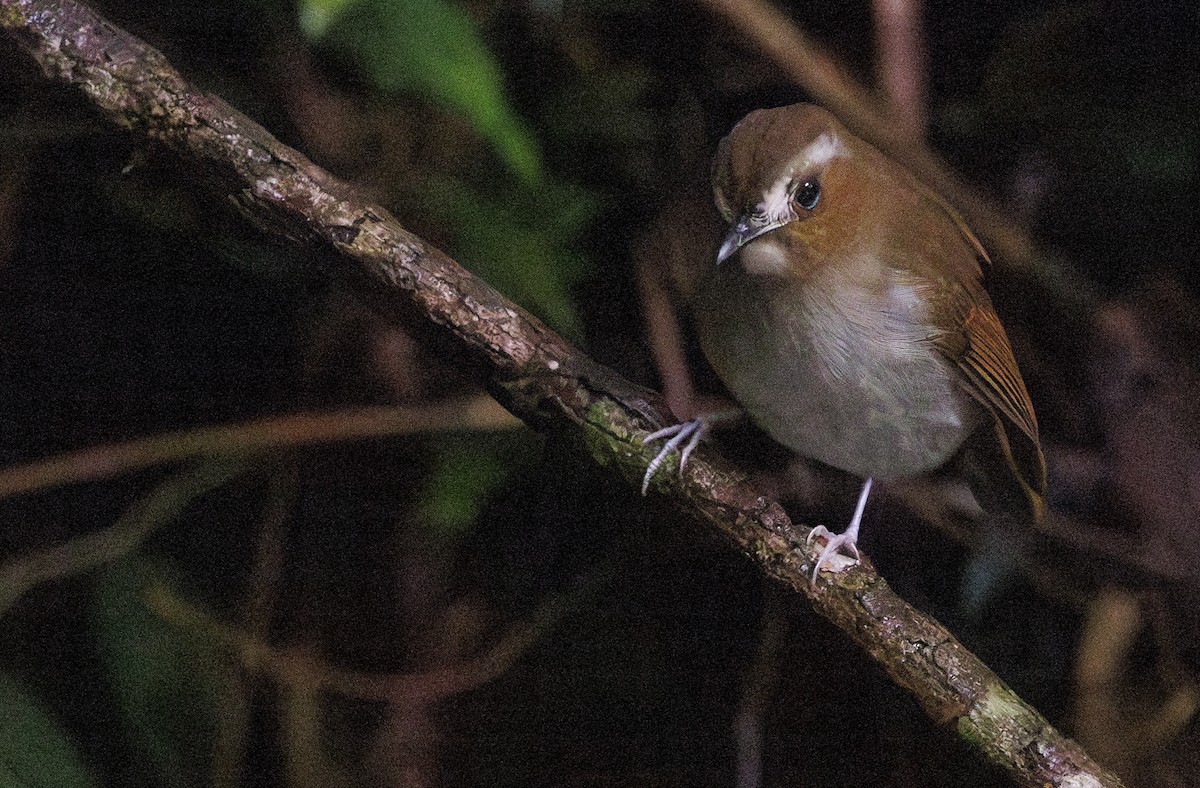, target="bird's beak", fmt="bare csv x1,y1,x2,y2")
716,213,790,264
